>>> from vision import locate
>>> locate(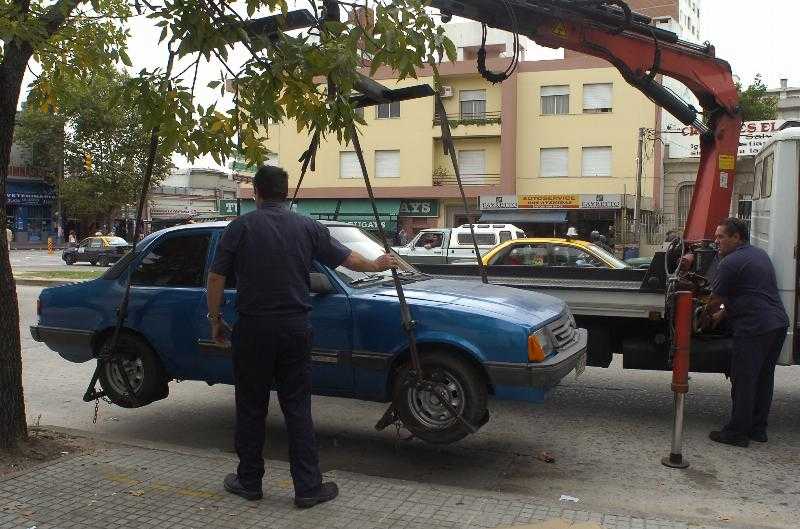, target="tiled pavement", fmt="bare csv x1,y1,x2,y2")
0,443,729,529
